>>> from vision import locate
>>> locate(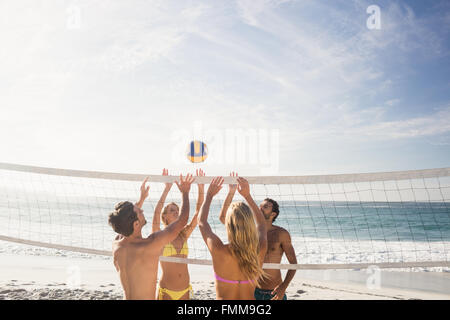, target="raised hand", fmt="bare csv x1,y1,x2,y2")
237,177,251,198
162,168,172,189
196,168,205,192
140,177,150,201
175,174,195,194
207,176,224,198
228,172,238,193
136,177,150,209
